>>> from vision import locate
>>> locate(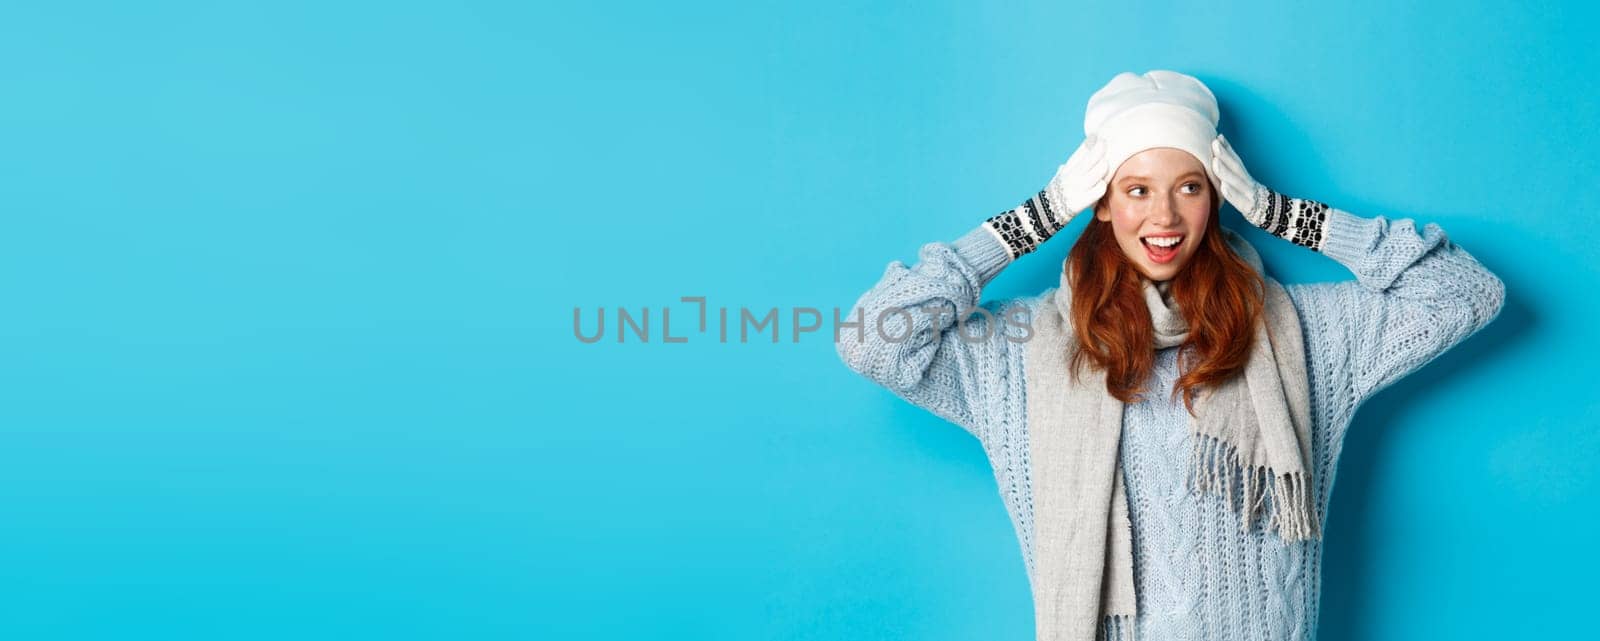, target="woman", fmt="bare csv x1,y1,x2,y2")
834,70,1505,641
